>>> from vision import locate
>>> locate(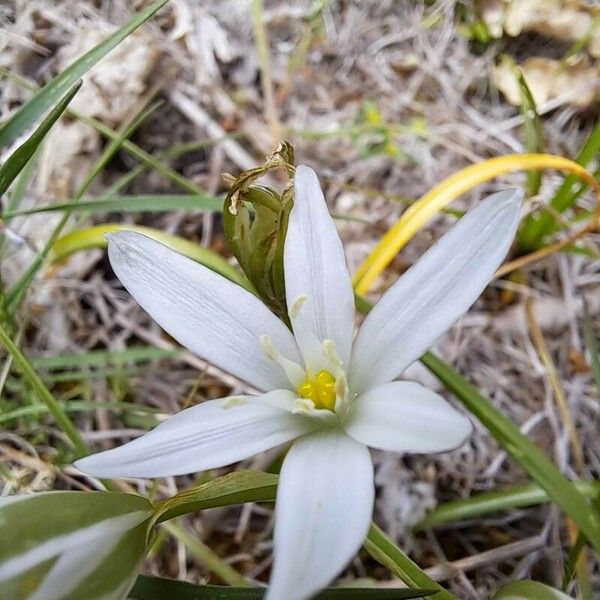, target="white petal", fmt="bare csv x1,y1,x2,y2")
74,391,315,478
284,165,355,368
344,381,472,453
350,189,523,392
266,430,374,600
108,231,301,392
